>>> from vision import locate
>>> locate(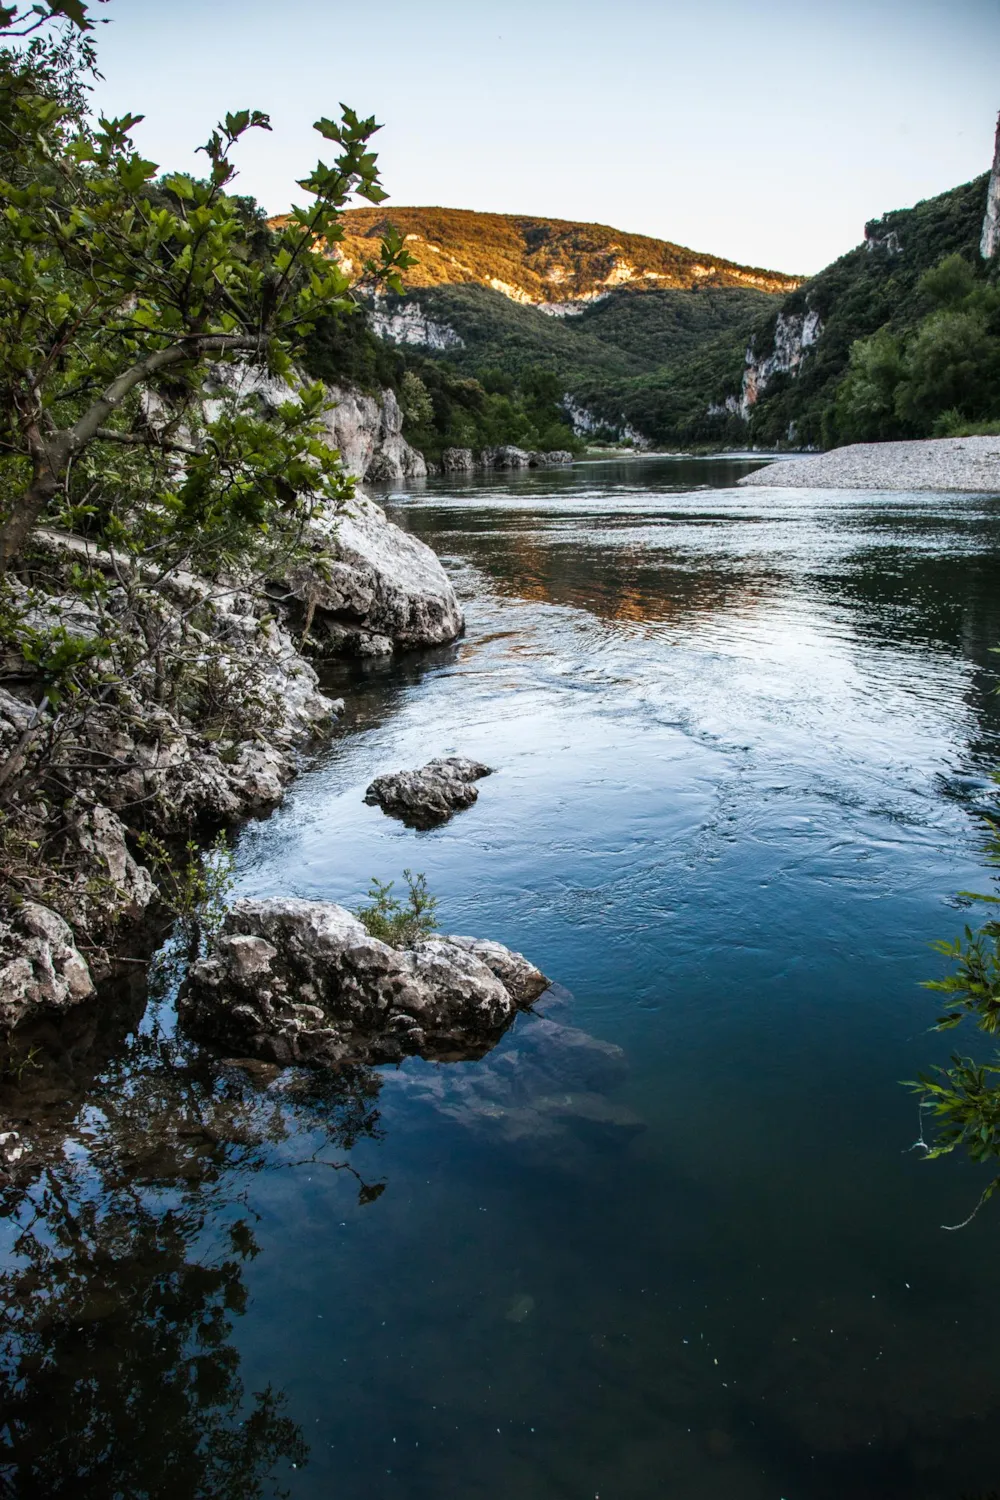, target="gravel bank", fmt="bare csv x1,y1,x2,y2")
739,436,1000,492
